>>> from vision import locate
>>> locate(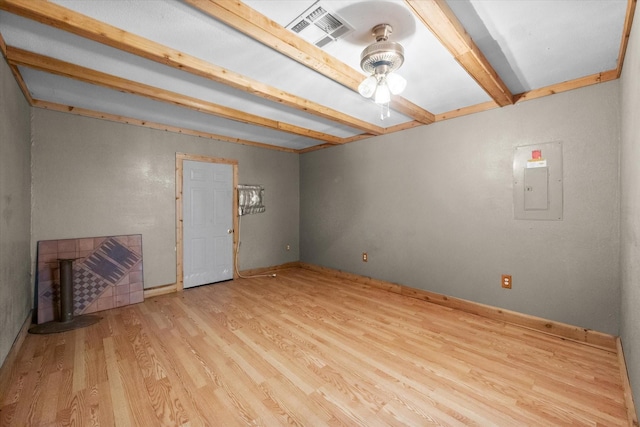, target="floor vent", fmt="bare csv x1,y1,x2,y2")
286,1,354,48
